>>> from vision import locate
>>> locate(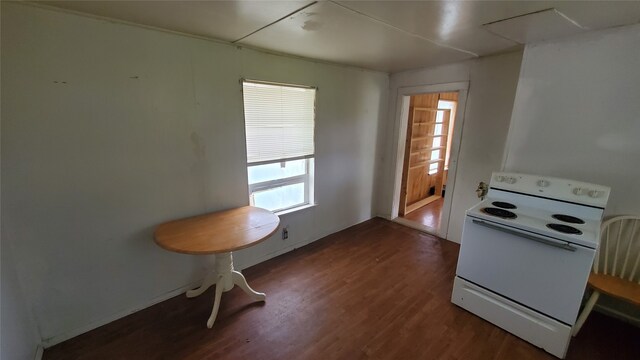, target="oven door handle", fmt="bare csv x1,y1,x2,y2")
472,219,577,252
